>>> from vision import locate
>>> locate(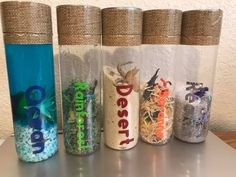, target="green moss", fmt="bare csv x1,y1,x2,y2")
62,80,100,155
